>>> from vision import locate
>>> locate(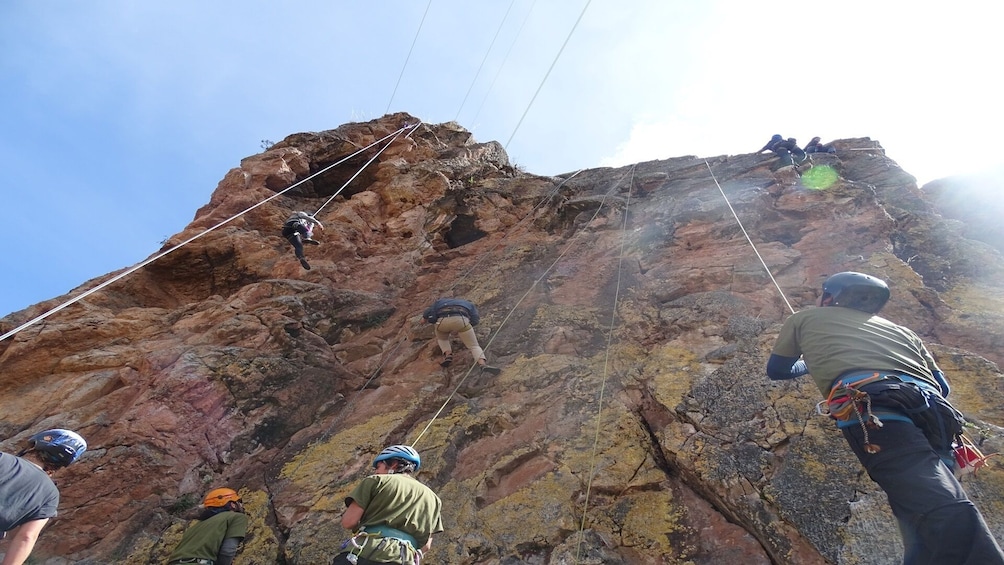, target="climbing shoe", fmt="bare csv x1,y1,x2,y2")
303,238,320,246
481,365,501,375
440,354,453,368
299,258,311,270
